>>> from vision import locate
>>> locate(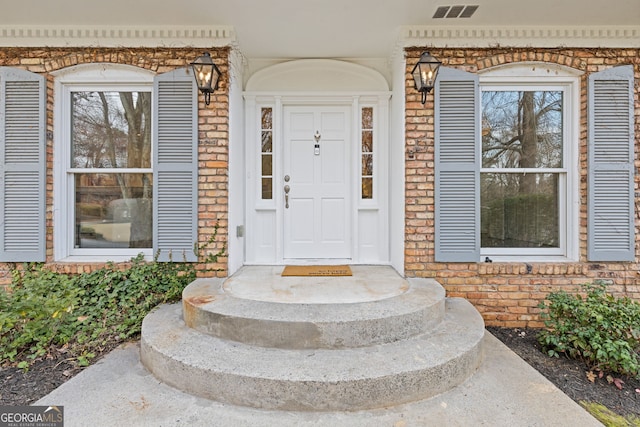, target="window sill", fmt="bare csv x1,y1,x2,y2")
54,254,153,264
480,255,578,263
